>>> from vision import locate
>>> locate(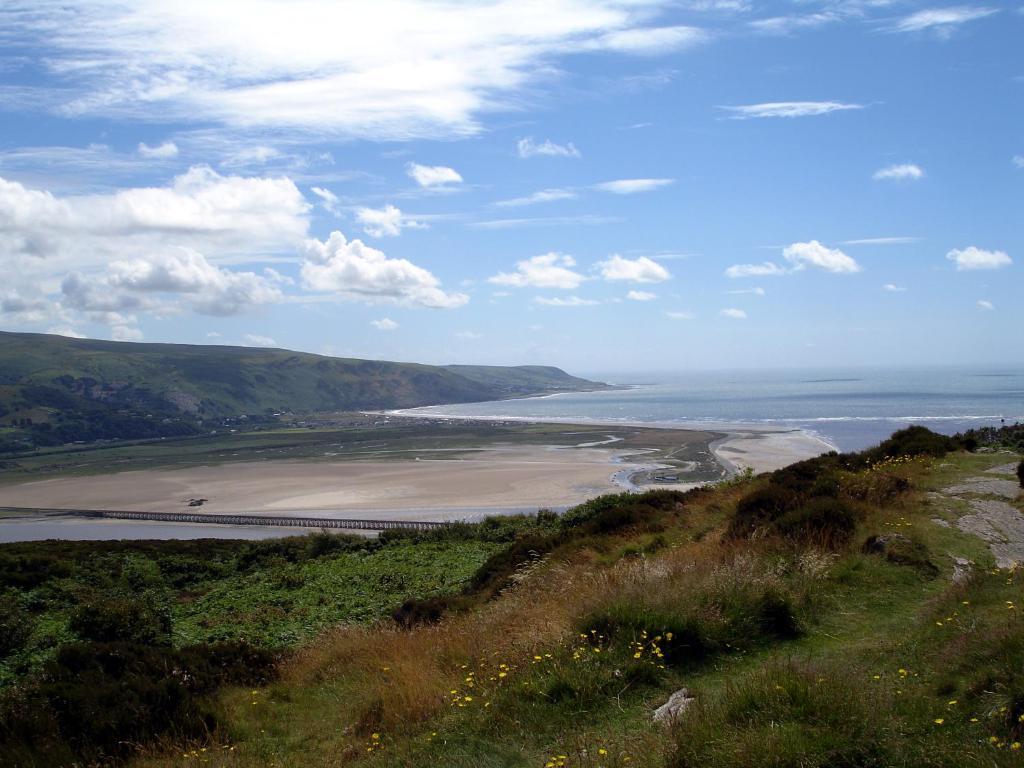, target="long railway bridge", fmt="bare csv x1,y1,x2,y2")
0,506,451,532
